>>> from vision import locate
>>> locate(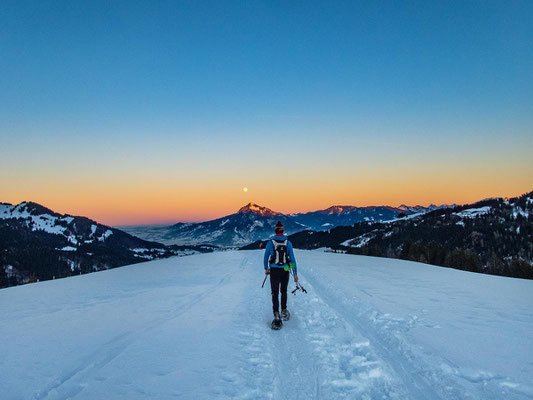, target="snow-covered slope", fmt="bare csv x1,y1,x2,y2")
0,202,114,245
0,201,200,287
2,251,532,399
